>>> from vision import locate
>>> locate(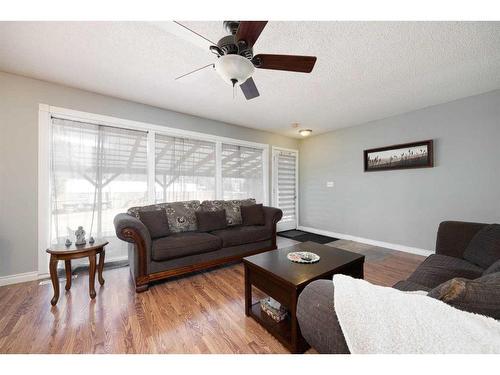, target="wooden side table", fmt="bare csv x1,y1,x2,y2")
46,240,108,306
